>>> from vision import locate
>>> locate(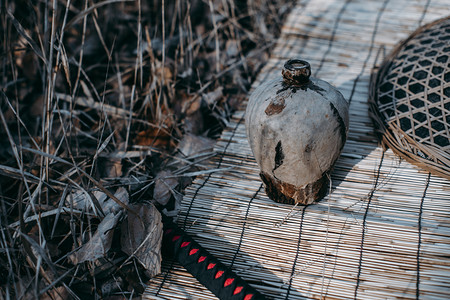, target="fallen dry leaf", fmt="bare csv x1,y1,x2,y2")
134,127,177,150
98,157,123,178
183,104,204,134
177,133,215,158
100,187,129,214
69,210,123,265
100,277,124,297
153,170,179,206
40,285,70,300
202,86,223,106
66,187,128,213
68,188,129,264
120,203,162,278
66,189,99,213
